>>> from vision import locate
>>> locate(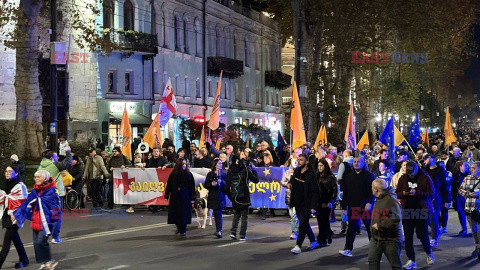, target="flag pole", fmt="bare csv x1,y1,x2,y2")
403,139,416,157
